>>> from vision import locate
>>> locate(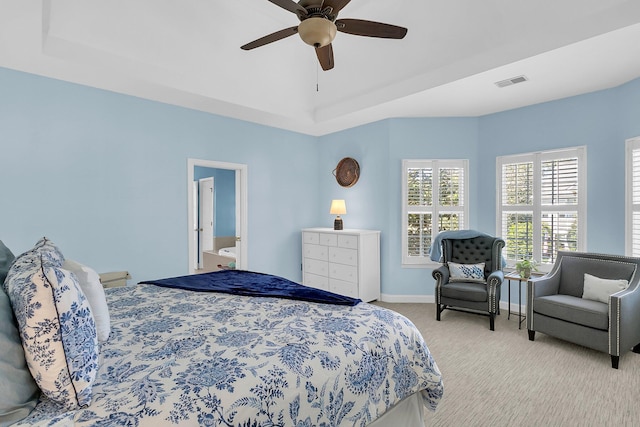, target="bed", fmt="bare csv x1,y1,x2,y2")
1,238,444,426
